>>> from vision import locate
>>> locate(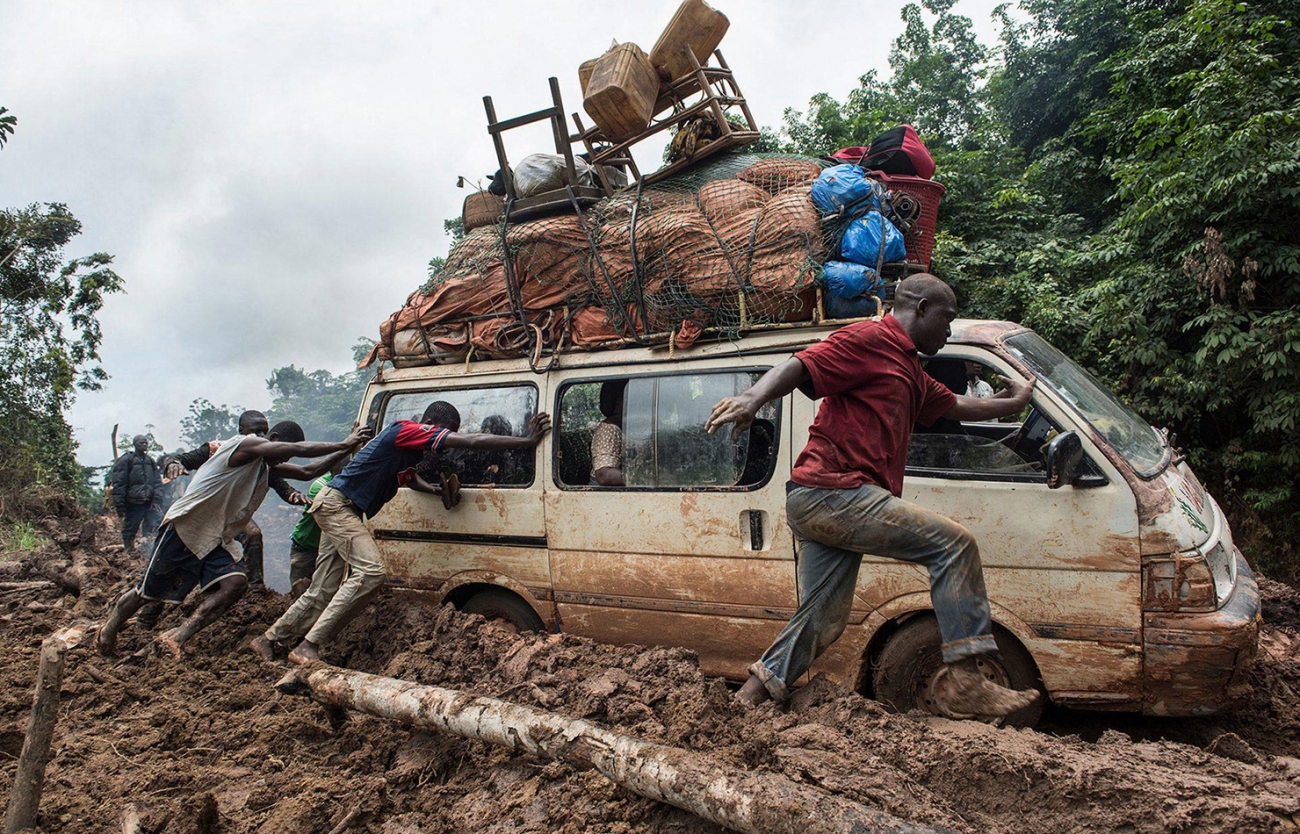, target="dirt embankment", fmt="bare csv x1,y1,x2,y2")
1,513,1299,833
